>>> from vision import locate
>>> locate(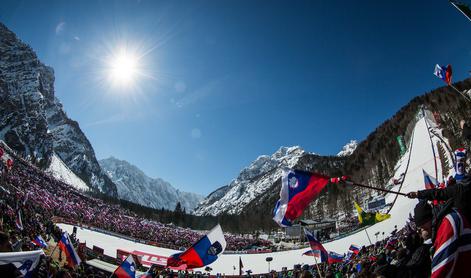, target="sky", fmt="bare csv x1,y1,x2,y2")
1,0,471,195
